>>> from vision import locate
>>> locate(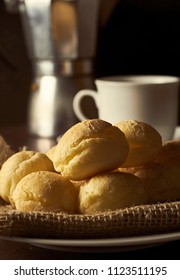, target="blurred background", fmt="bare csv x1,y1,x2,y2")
0,0,180,134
